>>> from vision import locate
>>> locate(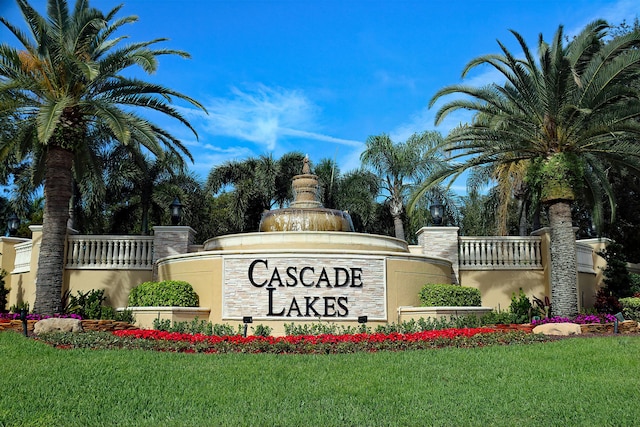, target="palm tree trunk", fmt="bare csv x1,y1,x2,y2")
392,214,405,241
547,200,578,317
389,198,405,241
34,146,73,315
518,199,528,236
